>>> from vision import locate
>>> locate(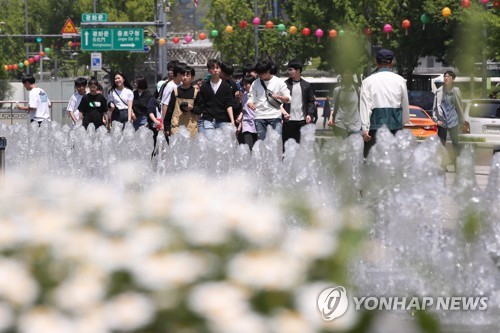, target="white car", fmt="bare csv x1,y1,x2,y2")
460,99,500,145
